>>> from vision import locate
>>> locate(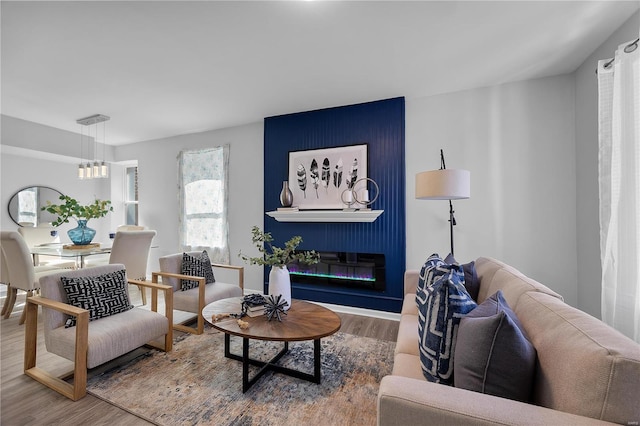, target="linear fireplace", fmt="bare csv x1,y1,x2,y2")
288,251,386,292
